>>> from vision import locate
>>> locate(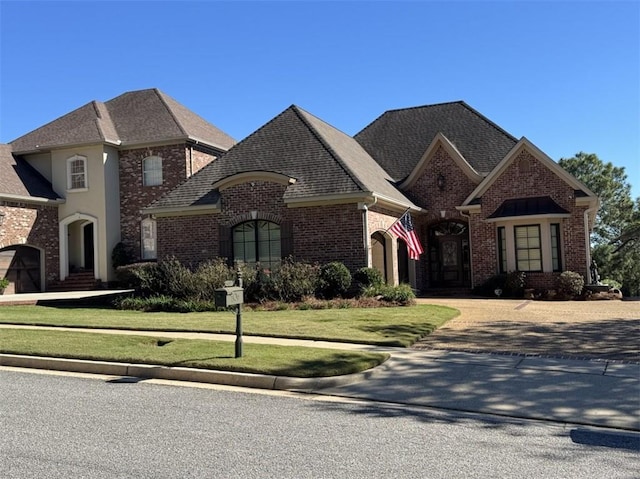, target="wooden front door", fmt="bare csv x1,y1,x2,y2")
428,222,470,288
